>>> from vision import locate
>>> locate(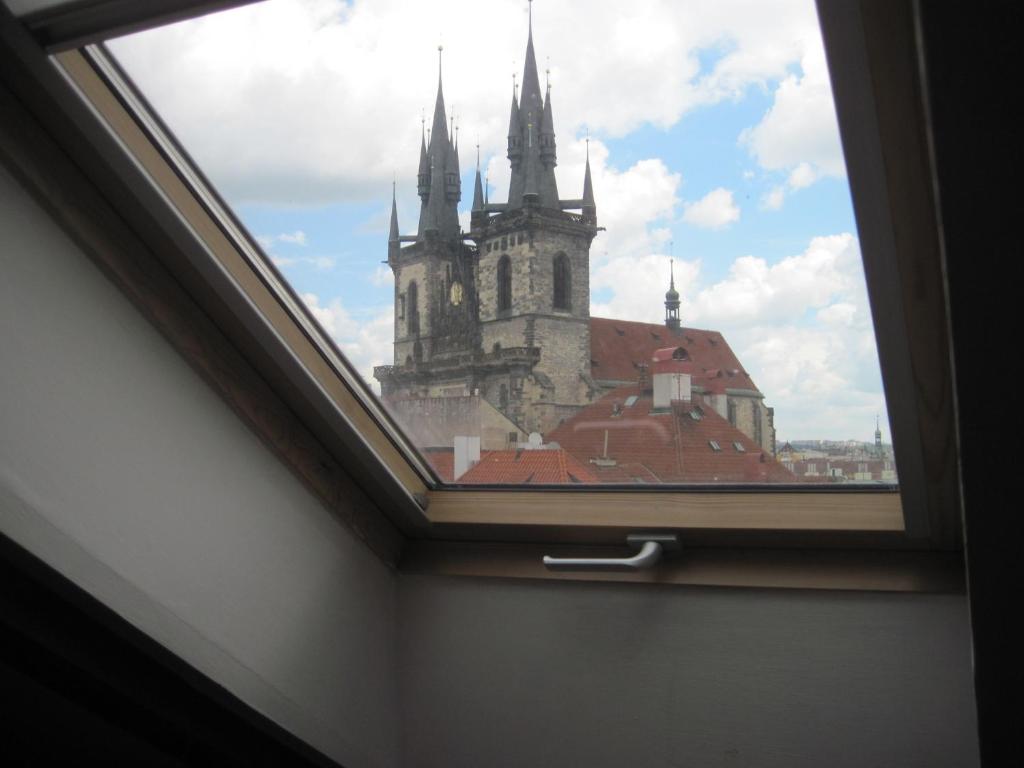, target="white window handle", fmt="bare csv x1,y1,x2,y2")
543,534,679,572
